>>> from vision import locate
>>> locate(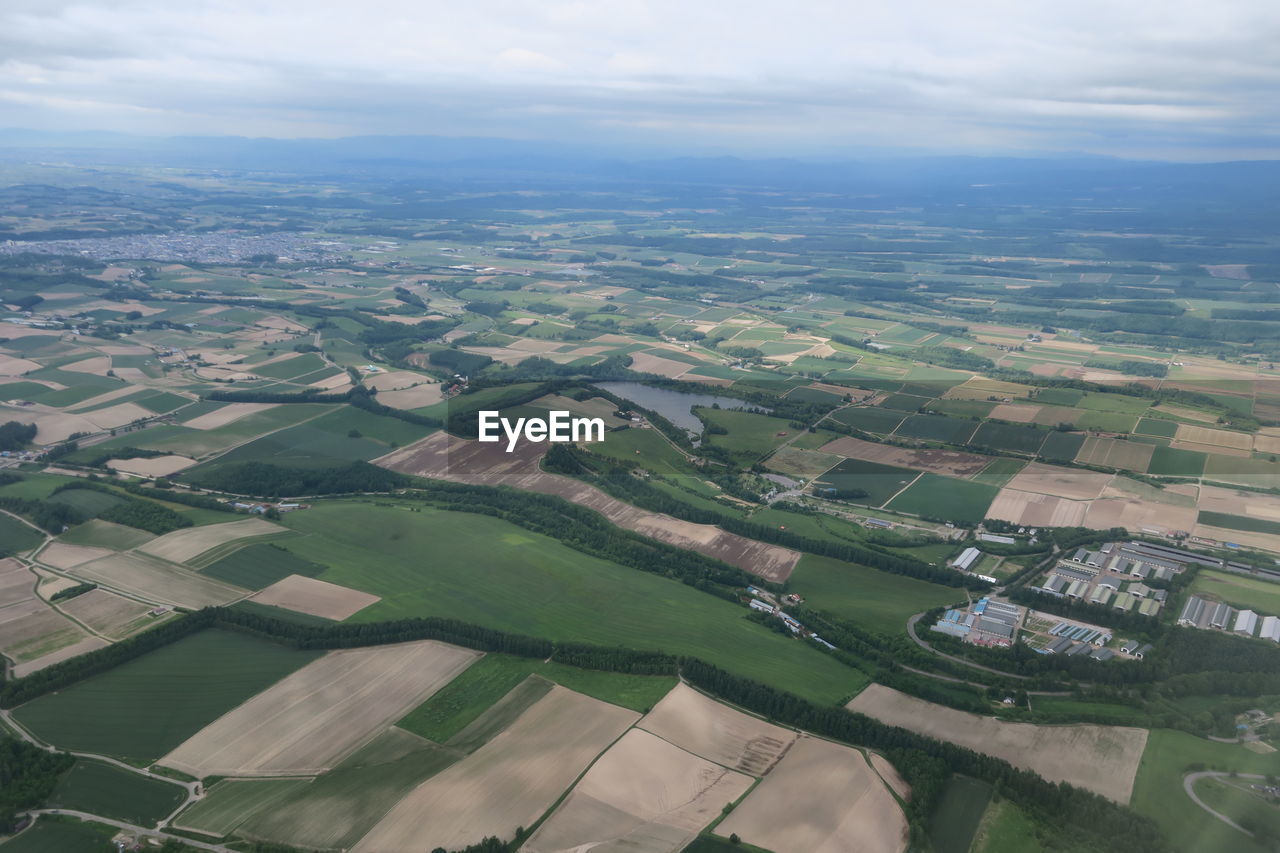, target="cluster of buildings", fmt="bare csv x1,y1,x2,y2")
948,546,998,584
930,597,1024,647
746,587,836,650
0,232,349,264
1035,540,1207,618
1178,596,1280,642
